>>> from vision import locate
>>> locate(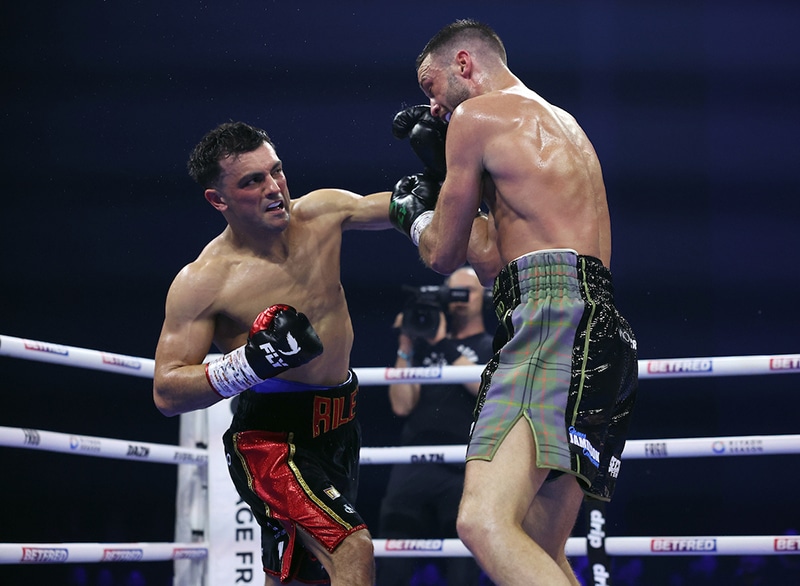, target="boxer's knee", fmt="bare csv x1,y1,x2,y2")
456,495,487,553
328,529,374,585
